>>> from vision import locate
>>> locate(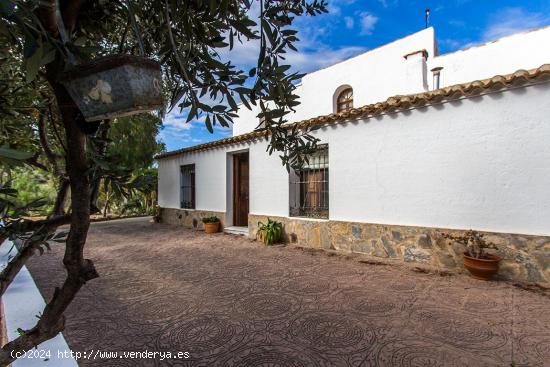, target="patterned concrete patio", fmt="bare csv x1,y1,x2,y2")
27,217,549,366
